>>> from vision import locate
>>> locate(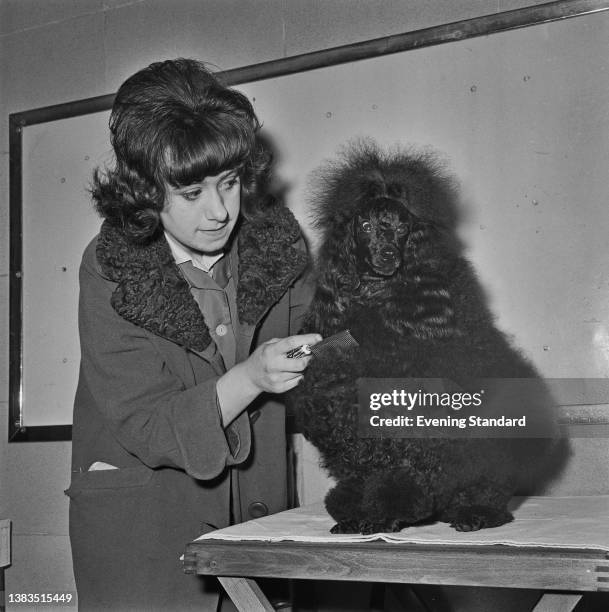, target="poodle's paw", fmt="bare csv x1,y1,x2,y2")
330,518,406,534
358,518,406,535
330,520,361,534
445,505,514,532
